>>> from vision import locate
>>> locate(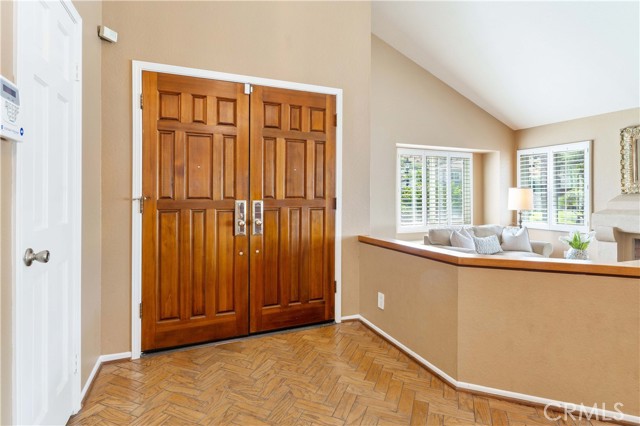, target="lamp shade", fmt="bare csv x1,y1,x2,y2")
508,187,533,211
